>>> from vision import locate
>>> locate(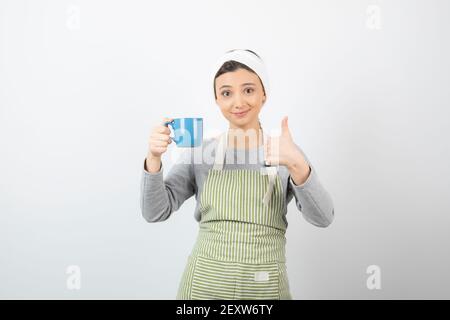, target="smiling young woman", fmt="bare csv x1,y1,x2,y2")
140,49,335,300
